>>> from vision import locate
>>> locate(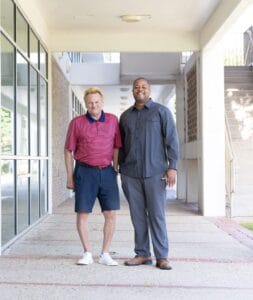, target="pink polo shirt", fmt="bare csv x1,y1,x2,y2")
64,112,122,167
